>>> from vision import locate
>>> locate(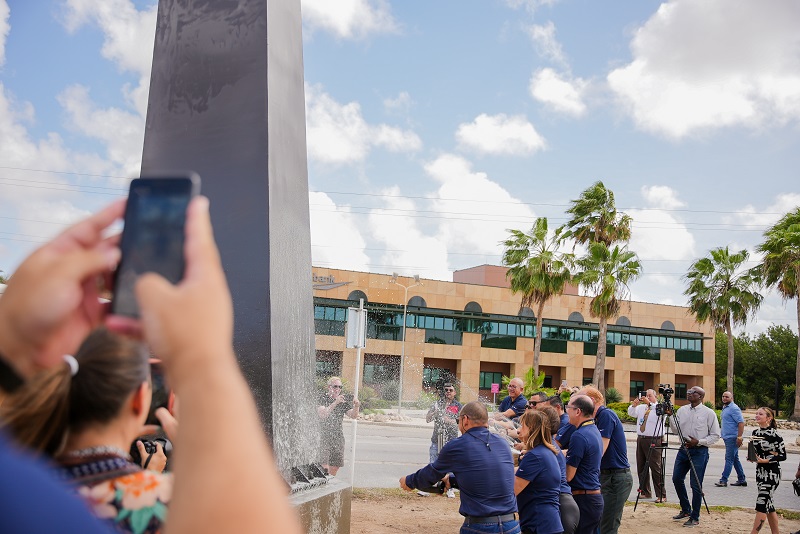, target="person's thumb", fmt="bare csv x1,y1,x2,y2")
136,272,175,316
